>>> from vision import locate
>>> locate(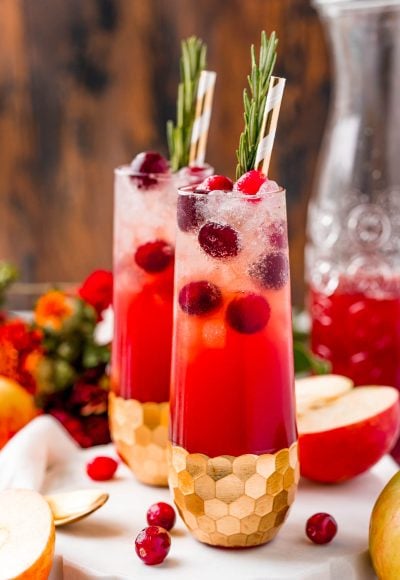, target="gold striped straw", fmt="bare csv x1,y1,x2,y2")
189,70,217,166
255,76,286,175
